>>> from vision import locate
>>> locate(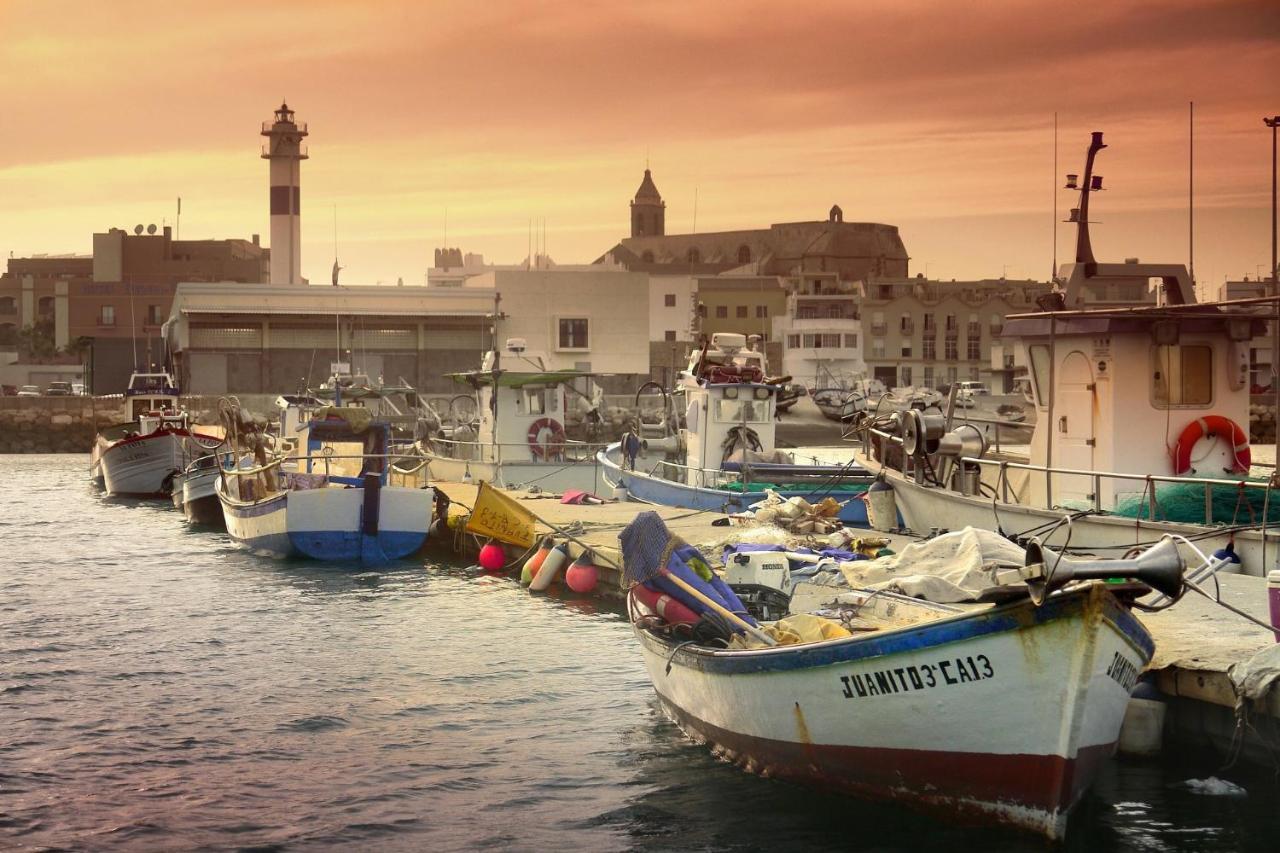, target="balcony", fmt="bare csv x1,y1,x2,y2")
870,323,887,336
